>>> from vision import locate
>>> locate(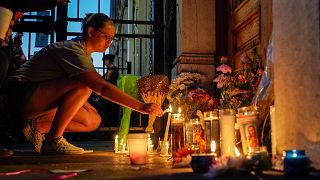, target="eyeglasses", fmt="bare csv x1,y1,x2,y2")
96,29,116,43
